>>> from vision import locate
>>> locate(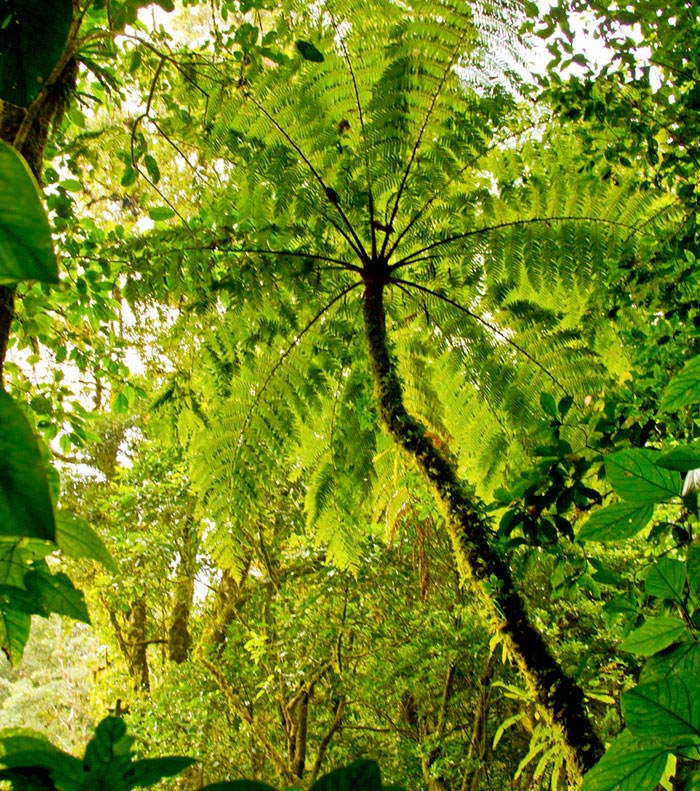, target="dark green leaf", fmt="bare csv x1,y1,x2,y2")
24,567,89,623
127,756,195,788
623,672,700,745
0,606,30,664
121,165,137,187
577,502,654,542
620,615,686,656
0,0,72,105
83,716,132,773
0,391,56,541
148,207,175,221
641,641,700,684
687,542,700,600
0,142,58,284
644,558,686,602
143,155,160,184
0,744,82,787
581,729,668,791
660,357,700,412
540,391,557,419
311,759,382,791
0,540,32,588
656,444,700,472
606,449,678,502
199,783,277,791
55,511,117,573
295,40,324,62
